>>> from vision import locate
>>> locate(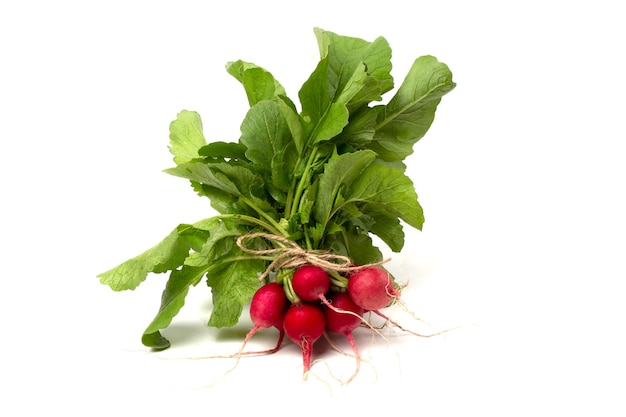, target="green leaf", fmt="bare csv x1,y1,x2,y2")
298,178,318,225
368,55,456,163
308,222,327,250
169,110,207,164
226,60,286,106
358,209,405,252
298,28,394,148
335,106,377,148
314,149,377,232
166,161,240,195
206,251,265,328
276,95,305,155
314,28,393,109
342,163,424,232
312,102,350,145
240,100,297,203
165,161,264,200
142,265,208,349
167,161,283,233
325,228,383,266
298,57,351,146
98,226,195,291
198,141,249,161
189,181,240,214
141,331,170,350
334,62,369,106
142,217,258,349
184,218,244,267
